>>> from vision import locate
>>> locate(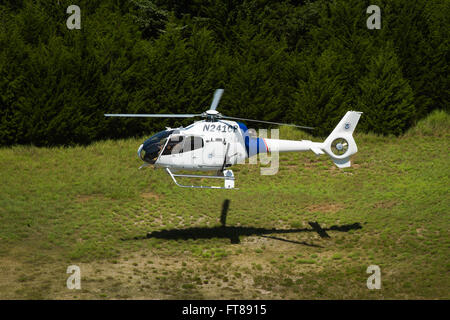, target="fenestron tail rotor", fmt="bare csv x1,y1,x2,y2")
331,138,349,156
104,89,314,130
